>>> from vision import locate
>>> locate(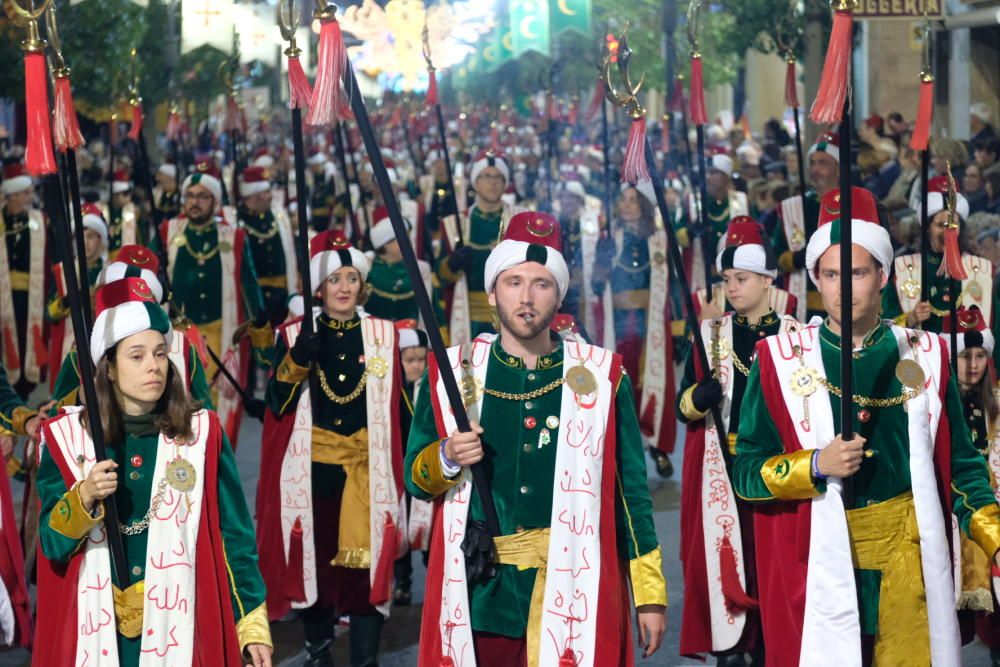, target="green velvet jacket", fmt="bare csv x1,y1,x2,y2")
366,256,422,323
239,207,288,307
108,204,146,253
37,412,267,665
0,361,33,435
733,321,1000,635
404,336,666,638
435,207,503,335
